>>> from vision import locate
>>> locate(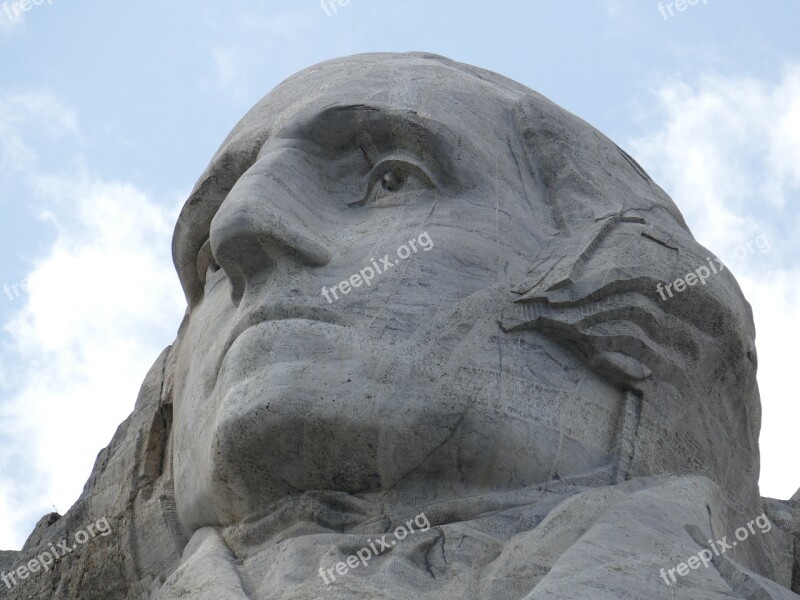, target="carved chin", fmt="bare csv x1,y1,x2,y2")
197,356,625,527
